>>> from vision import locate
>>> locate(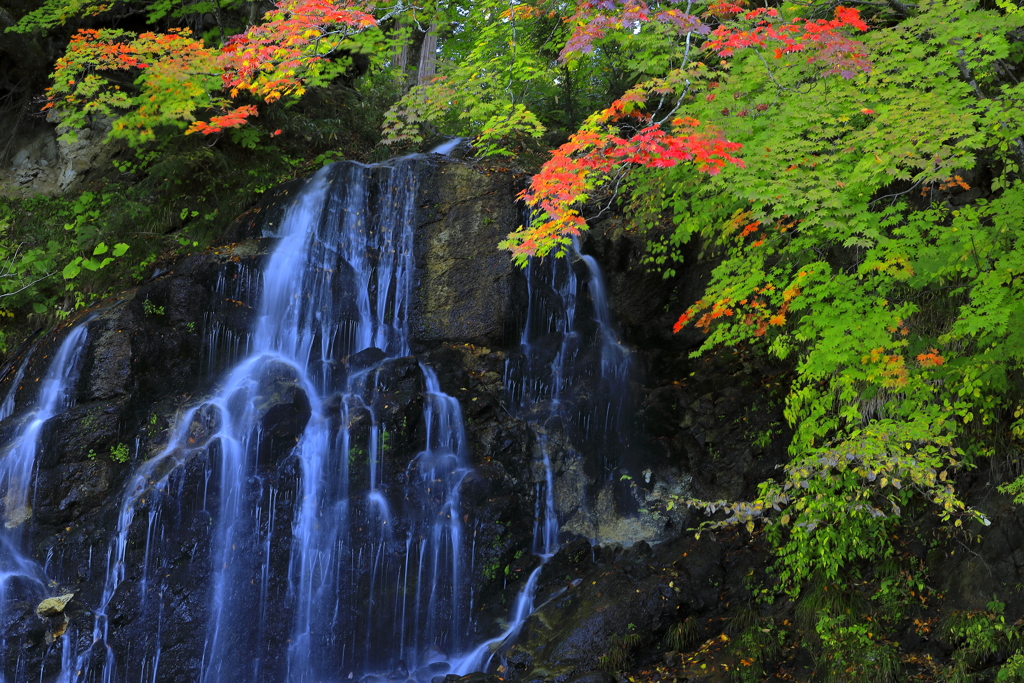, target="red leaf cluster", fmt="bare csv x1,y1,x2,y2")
186,105,260,135
221,0,376,101
511,88,744,262
706,6,871,78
